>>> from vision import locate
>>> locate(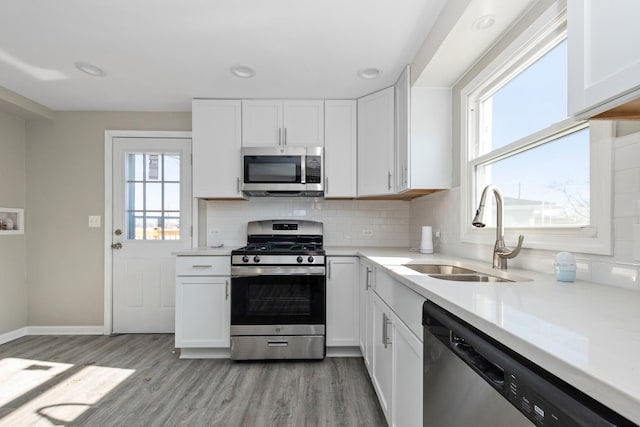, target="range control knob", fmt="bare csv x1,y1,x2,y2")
242,255,249,263
297,256,304,264
307,256,315,263
253,256,261,263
